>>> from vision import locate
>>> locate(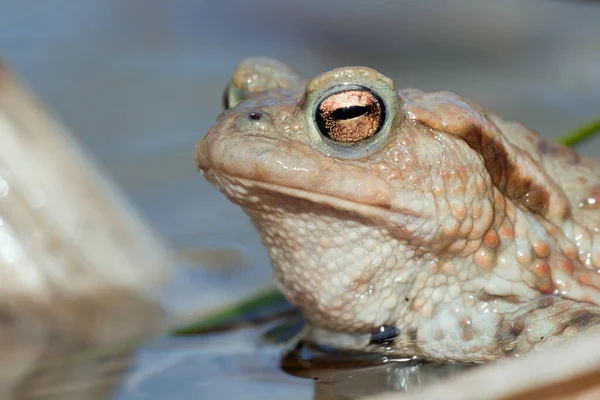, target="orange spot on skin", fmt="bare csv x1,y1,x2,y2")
441,261,458,276
428,263,441,273
565,246,579,261
517,250,532,266
443,221,460,238
534,262,550,277
533,242,550,258
574,270,600,291
538,282,554,294
545,225,559,237
576,176,587,185
577,273,591,285
499,226,514,239
561,260,574,274
474,249,495,270
452,205,467,221
483,230,499,248
582,295,593,303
